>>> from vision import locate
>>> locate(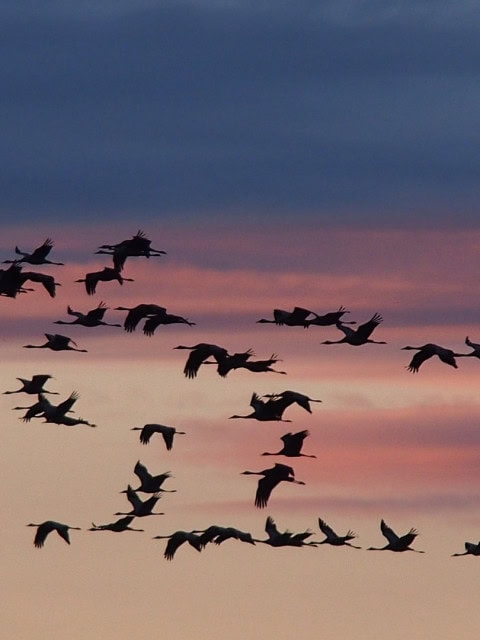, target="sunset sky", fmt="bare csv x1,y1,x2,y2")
3,2,480,639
